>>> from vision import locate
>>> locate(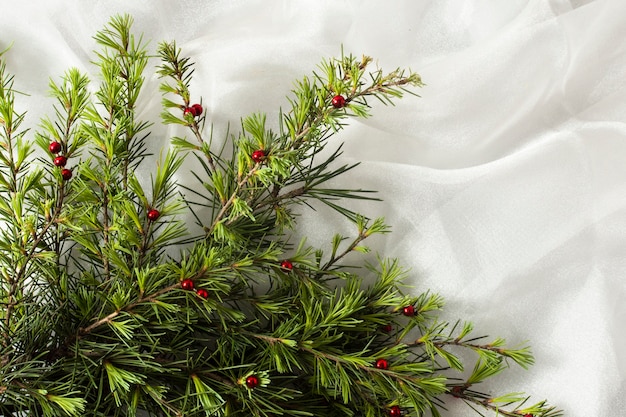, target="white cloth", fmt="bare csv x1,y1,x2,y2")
3,1,625,416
